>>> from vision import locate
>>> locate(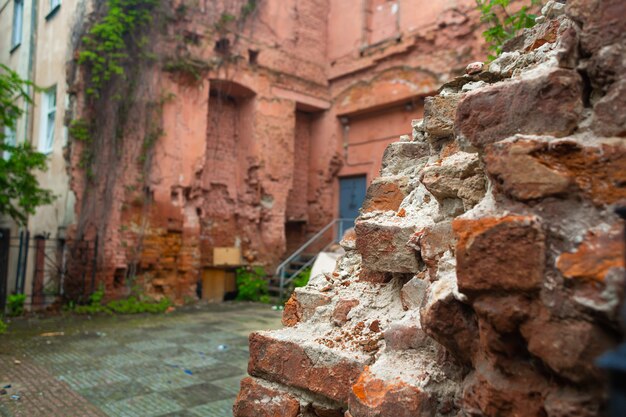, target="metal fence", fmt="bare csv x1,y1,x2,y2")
0,228,99,311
